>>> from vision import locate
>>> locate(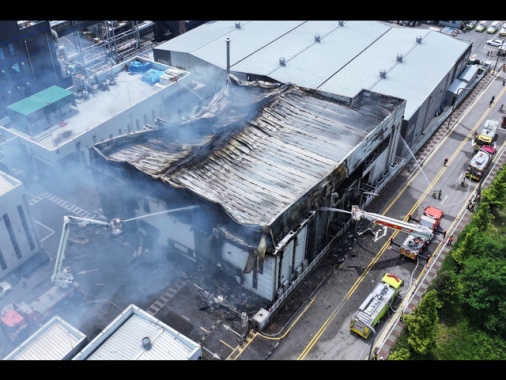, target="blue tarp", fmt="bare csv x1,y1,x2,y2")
142,68,164,85
128,61,152,74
